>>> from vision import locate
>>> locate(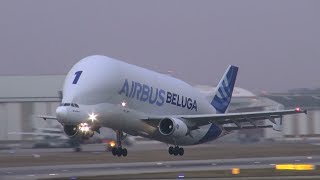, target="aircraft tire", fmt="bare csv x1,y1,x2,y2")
168,146,174,155
173,146,179,156
111,147,117,156
122,148,128,157
117,147,122,157
74,147,81,152
178,147,184,156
